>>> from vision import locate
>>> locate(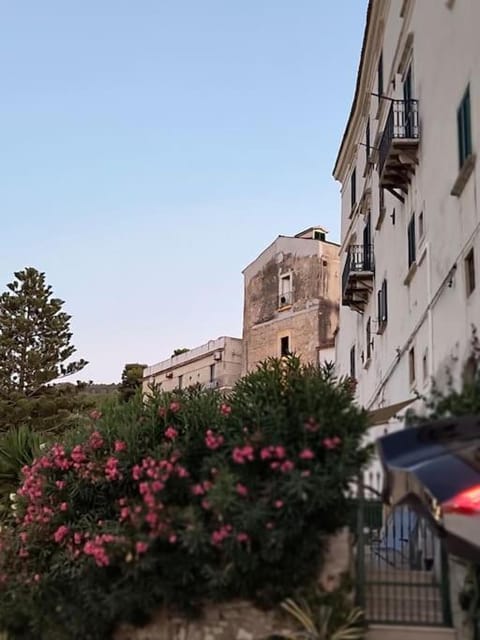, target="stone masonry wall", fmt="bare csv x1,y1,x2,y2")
114,529,352,640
